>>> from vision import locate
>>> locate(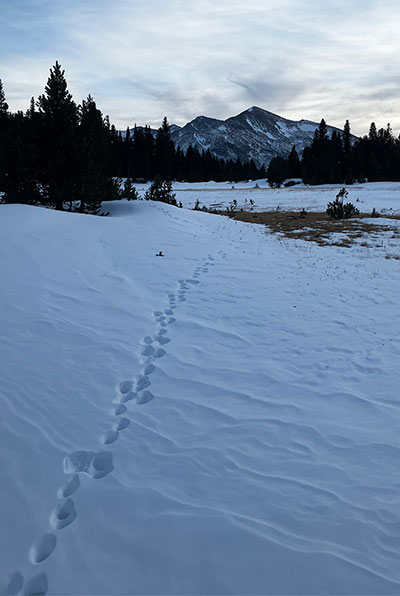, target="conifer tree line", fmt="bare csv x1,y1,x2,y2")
267,118,400,187
0,63,264,212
